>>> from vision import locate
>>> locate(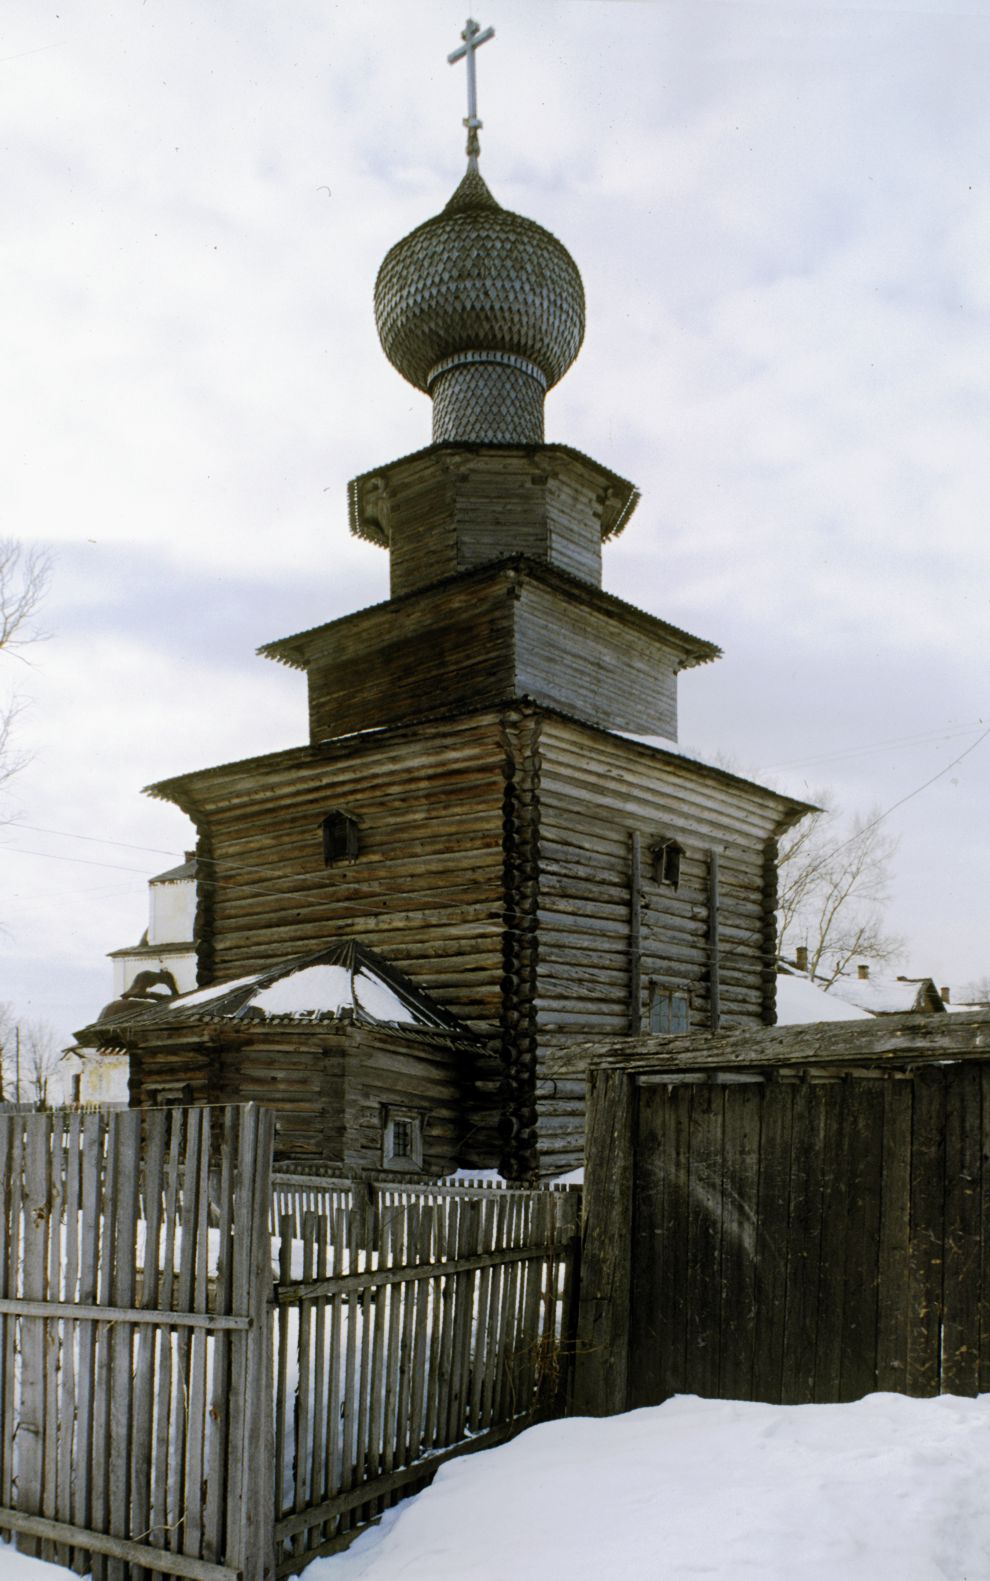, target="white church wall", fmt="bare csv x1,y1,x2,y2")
148,876,197,947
